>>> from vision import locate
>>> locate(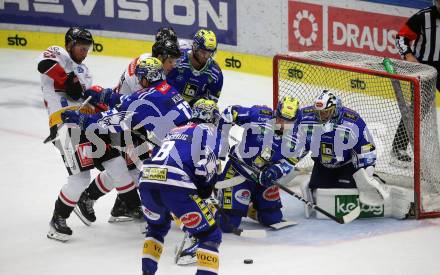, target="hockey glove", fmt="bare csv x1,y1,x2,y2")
61,110,89,130
220,106,238,124
65,72,83,101
197,185,214,200
259,165,283,187
258,161,294,187
84,85,113,106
